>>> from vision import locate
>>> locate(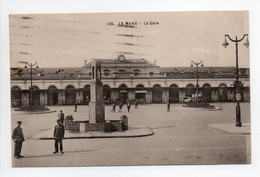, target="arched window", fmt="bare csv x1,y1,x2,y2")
104,69,110,76
133,69,140,76
136,84,145,89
